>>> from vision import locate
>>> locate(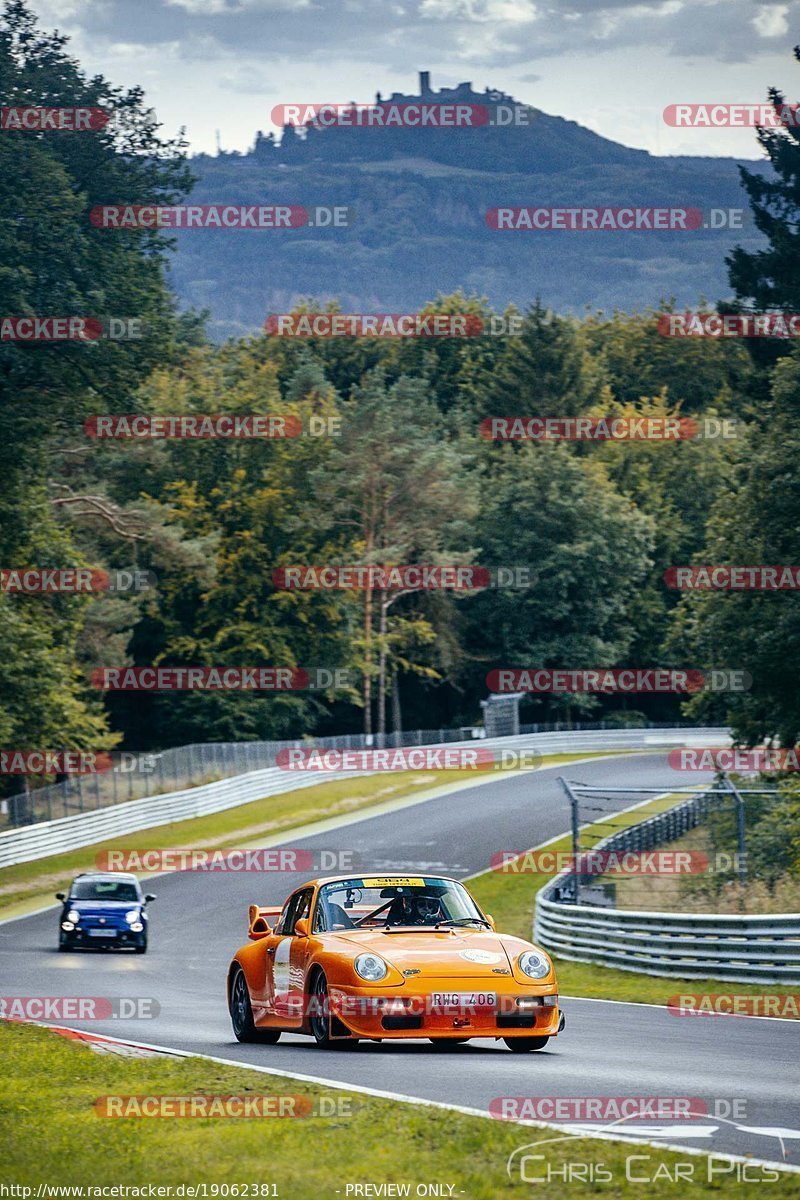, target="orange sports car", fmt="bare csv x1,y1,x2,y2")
227,873,563,1051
